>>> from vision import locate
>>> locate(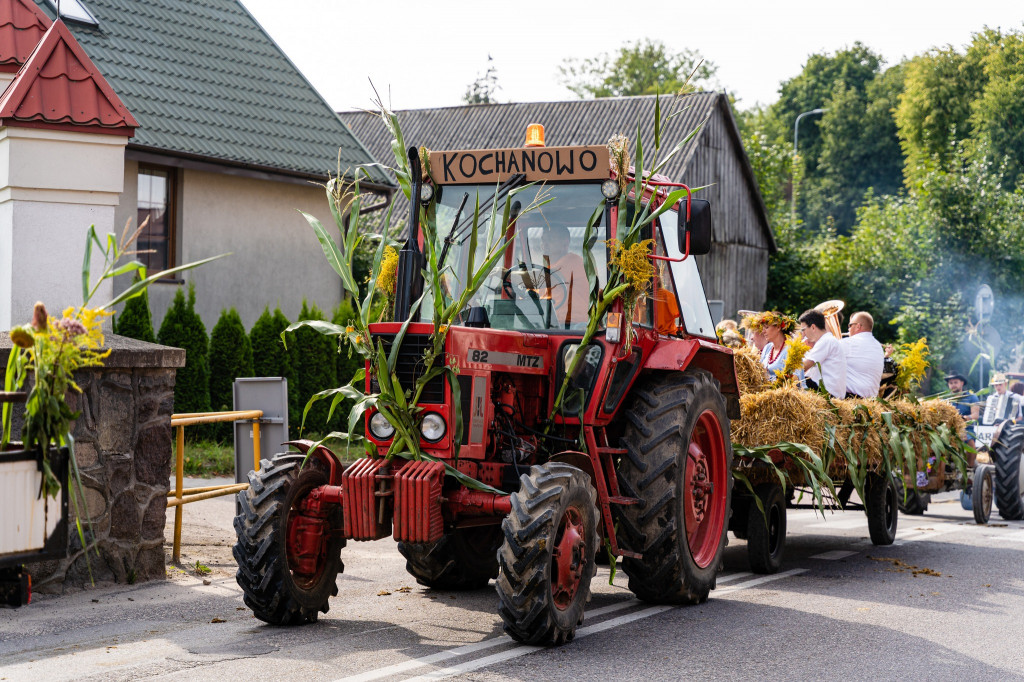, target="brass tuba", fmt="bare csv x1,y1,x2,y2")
814,300,845,339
